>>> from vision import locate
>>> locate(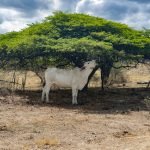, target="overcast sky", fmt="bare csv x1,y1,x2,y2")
0,0,150,33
